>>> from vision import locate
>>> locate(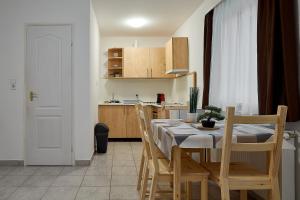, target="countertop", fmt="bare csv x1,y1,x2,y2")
99,103,188,110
